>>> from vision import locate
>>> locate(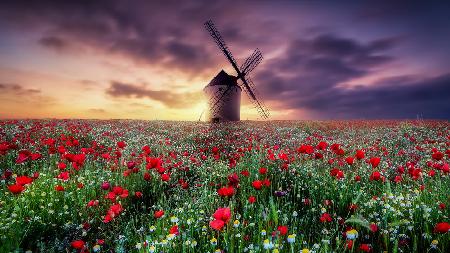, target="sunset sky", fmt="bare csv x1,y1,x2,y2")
0,1,449,120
